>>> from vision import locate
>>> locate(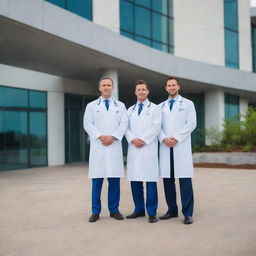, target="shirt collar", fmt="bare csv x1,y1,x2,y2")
136,98,149,107
168,95,179,102
100,96,113,104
